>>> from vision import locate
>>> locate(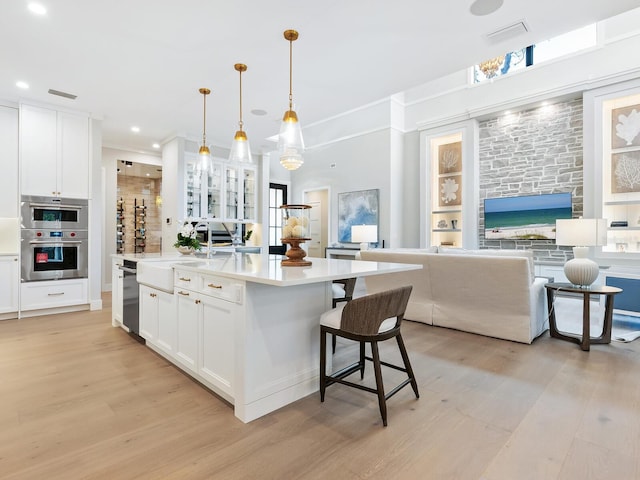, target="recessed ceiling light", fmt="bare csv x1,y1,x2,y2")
504,110,511,115
152,143,160,149
131,126,140,133
470,0,503,16
28,2,47,15
16,81,29,89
